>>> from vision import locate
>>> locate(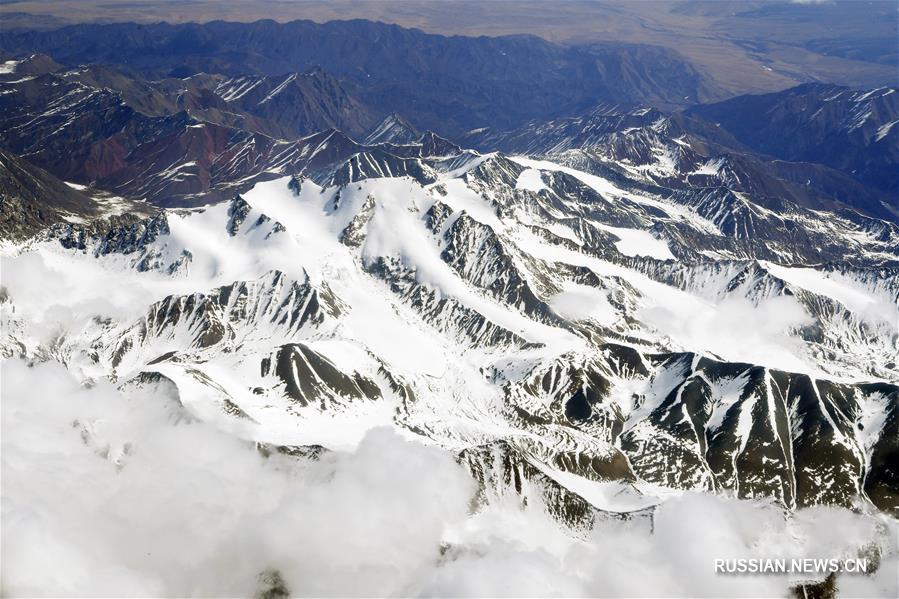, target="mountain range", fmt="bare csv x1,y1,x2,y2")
1,47,896,223
1,15,897,598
